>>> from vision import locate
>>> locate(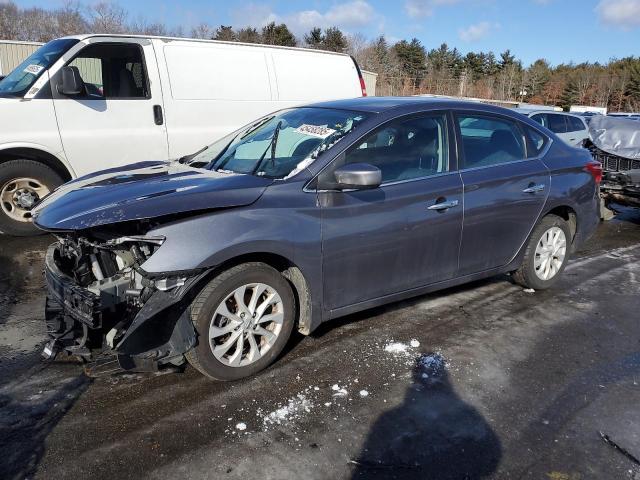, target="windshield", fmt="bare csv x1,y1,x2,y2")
0,38,79,97
189,107,369,179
